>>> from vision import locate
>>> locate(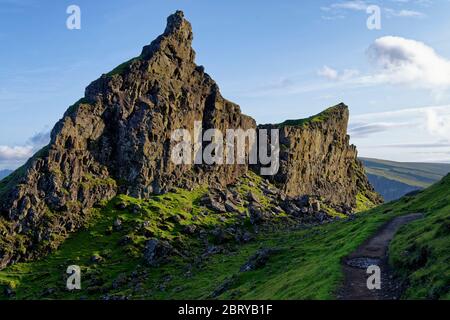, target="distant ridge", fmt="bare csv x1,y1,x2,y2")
360,157,450,201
